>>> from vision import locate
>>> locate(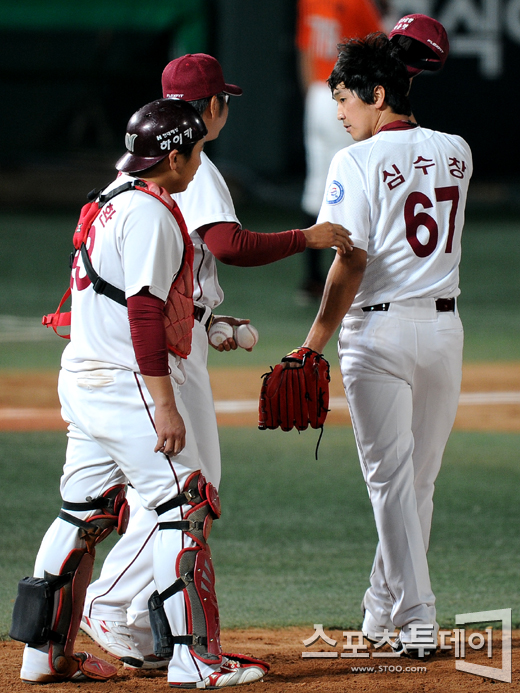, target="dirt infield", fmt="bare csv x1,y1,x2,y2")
1,629,518,692
2,362,520,431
